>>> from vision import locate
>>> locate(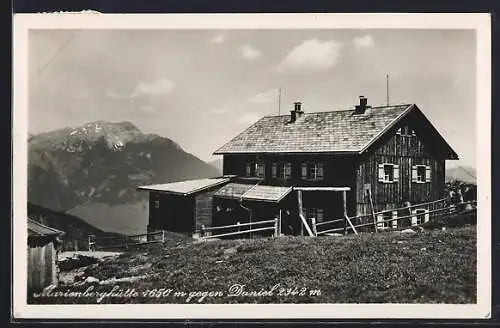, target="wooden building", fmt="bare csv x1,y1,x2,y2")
27,219,65,293
139,96,458,235
138,178,231,234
